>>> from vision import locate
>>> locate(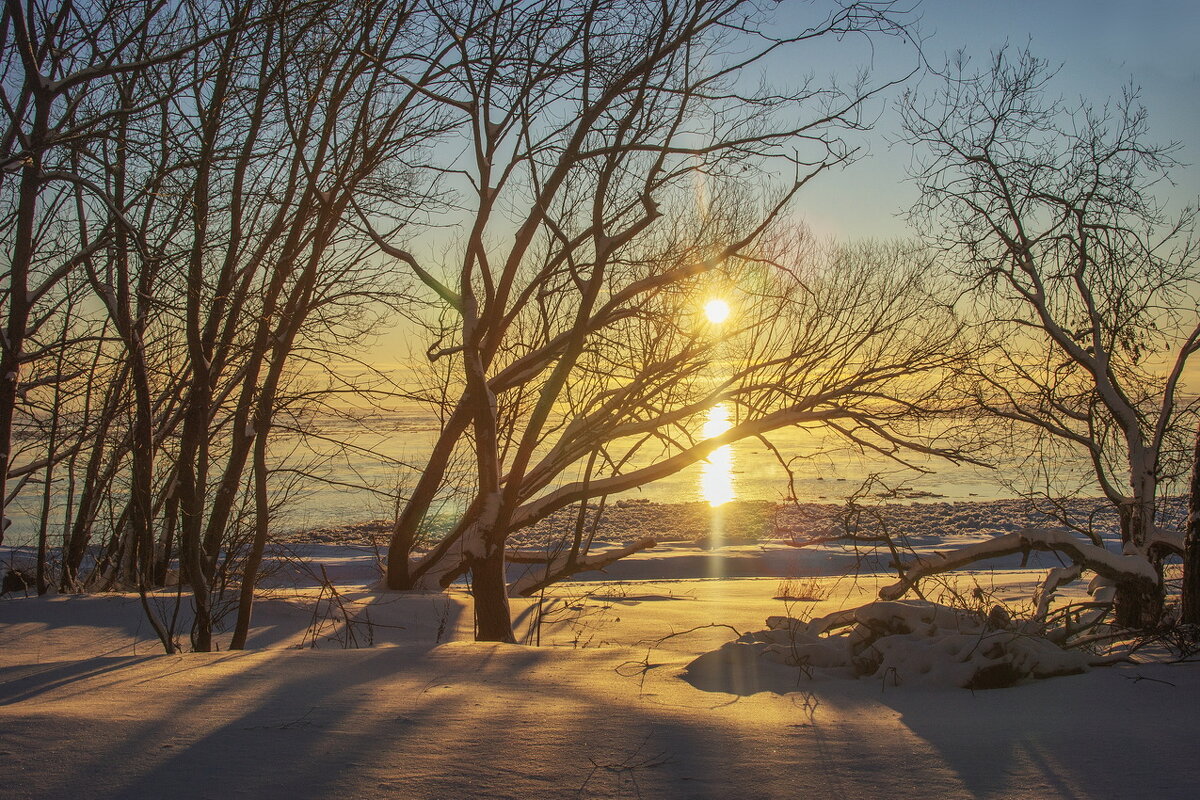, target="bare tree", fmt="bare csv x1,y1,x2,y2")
0,0,230,547
134,0,443,650
1,0,450,652
359,1,975,642
902,48,1199,628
